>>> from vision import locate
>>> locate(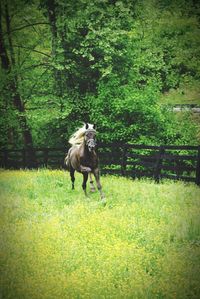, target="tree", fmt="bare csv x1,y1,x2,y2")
0,0,52,151
0,0,35,153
